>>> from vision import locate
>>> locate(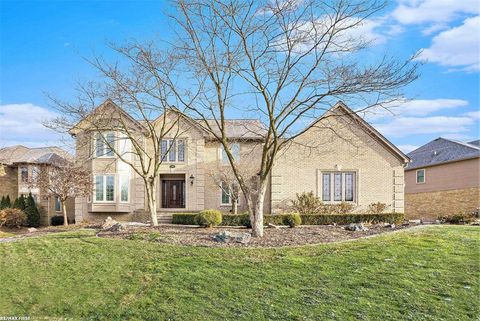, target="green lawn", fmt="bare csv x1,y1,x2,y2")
0,226,478,321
